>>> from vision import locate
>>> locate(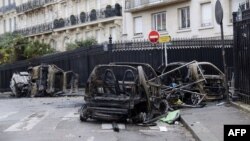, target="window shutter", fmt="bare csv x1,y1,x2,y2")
134,17,142,34
201,3,212,26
